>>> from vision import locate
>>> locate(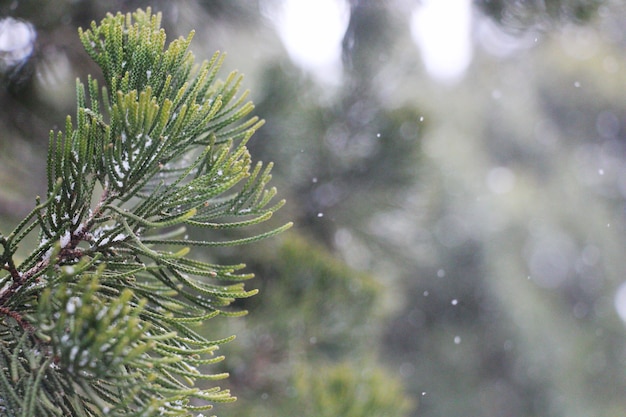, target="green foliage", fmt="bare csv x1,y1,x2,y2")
213,236,412,417
289,362,413,417
0,8,289,416
254,236,381,358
